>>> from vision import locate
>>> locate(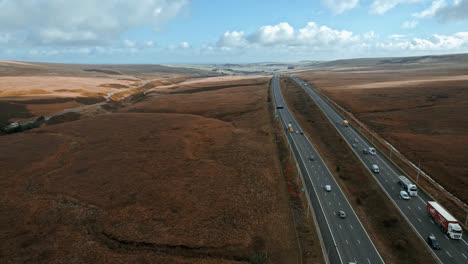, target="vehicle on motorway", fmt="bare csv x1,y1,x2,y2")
398,176,418,196
288,123,294,133
309,155,315,161
299,131,304,135
295,130,299,134
427,234,441,250
372,164,380,173
343,120,349,127
347,262,357,264
338,211,346,218
369,147,377,155
276,106,284,109
399,190,410,200
325,185,331,192
427,201,463,239
354,138,358,143
352,143,357,148
362,148,369,154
